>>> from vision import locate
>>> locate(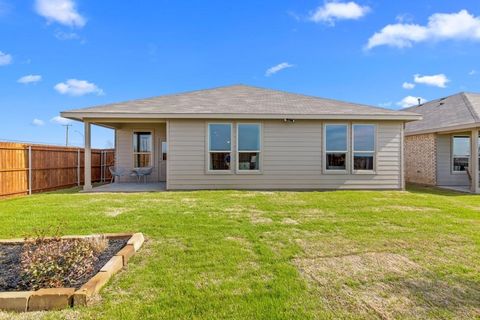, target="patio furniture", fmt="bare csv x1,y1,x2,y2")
132,166,154,183
108,166,130,183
